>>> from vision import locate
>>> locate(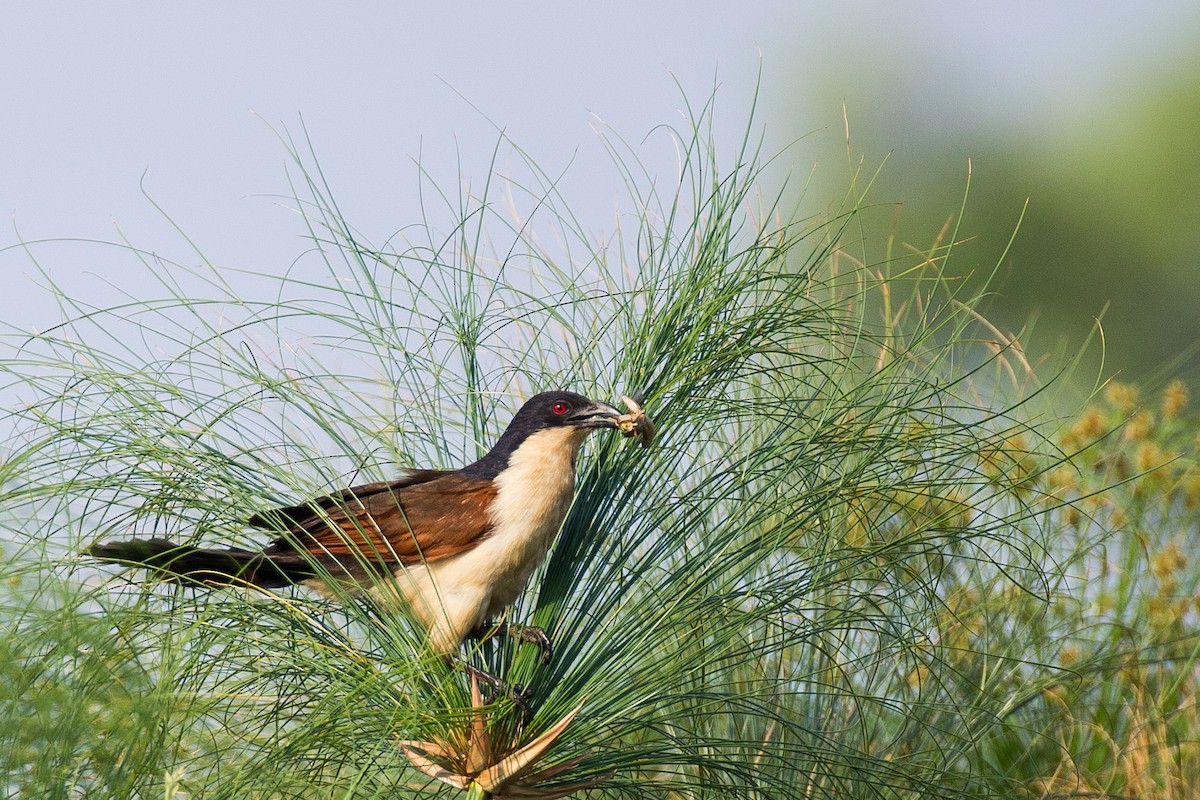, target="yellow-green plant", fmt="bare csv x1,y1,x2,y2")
961,379,1200,799
1,97,1098,799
